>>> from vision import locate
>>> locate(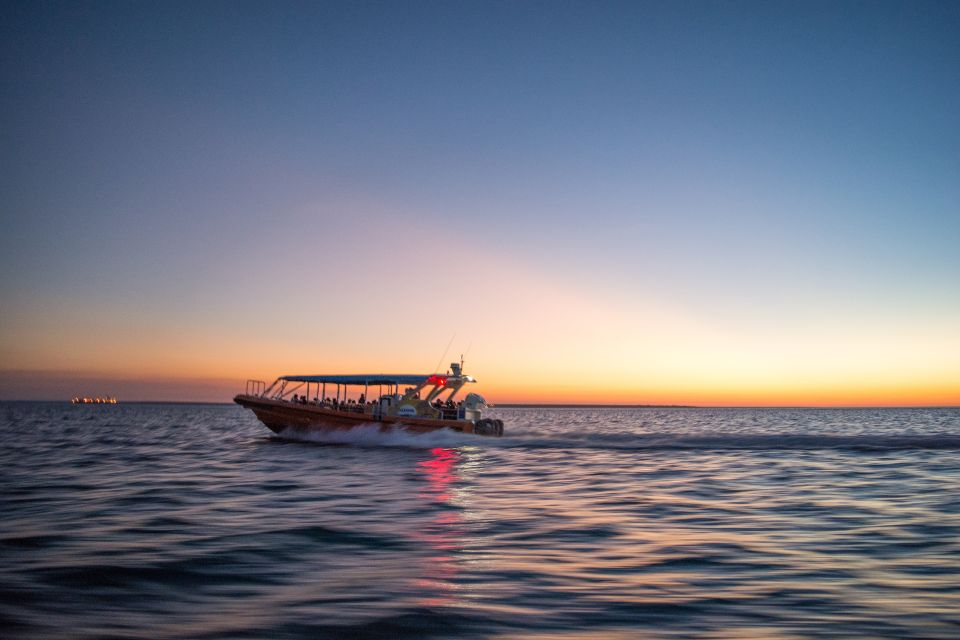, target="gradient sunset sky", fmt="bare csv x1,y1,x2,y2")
1,1,958,405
